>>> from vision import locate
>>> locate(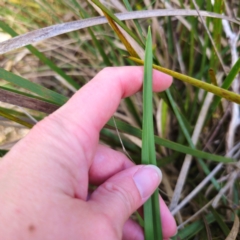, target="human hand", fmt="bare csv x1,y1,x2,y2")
0,67,177,240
